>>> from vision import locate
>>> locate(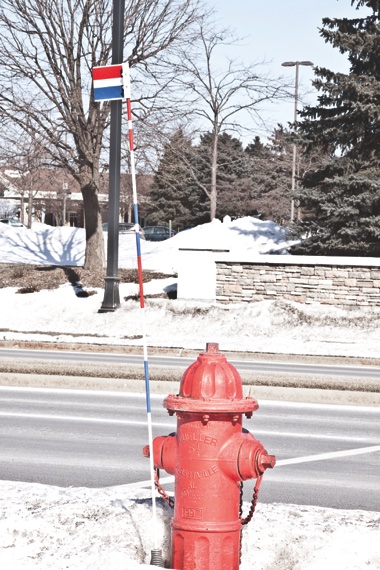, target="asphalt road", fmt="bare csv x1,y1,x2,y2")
1,386,379,511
